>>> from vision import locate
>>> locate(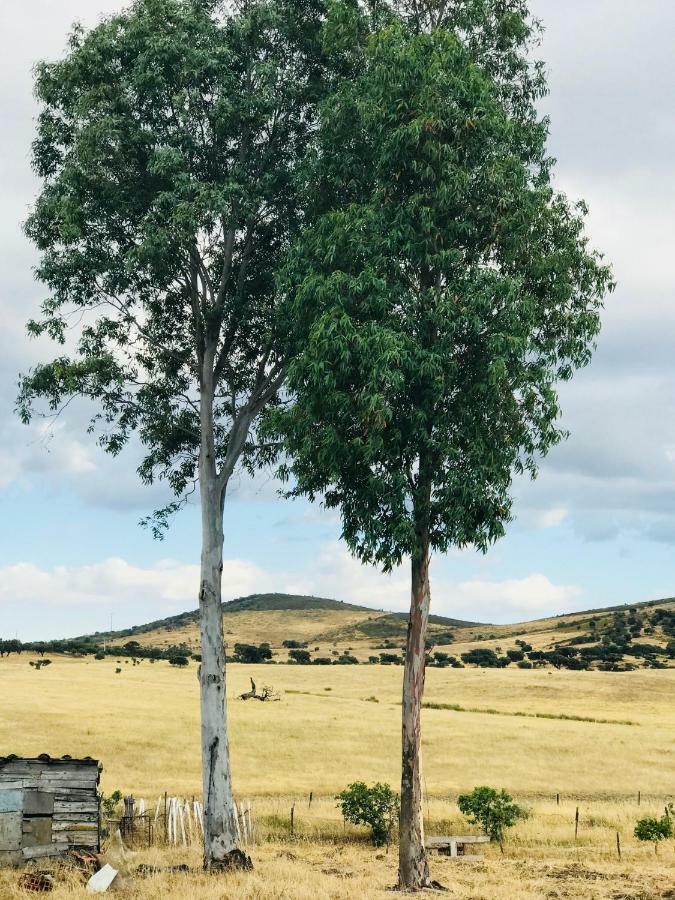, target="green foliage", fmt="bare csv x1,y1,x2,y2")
18,0,331,535
336,782,399,846
100,790,123,821
232,642,273,664
288,648,312,664
29,659,52,670
268,14,613,575
0,639,22,657
458,786,527,845
100,789,123,838
634,814,673,851
461,648,503,668
168,655,189,667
